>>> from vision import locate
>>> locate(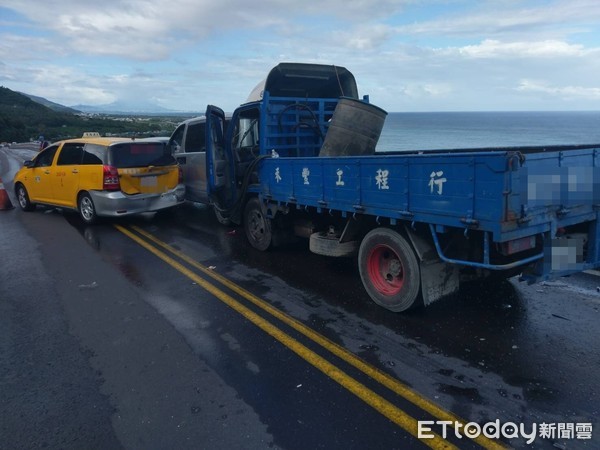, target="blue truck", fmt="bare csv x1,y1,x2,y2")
171,62,600,312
